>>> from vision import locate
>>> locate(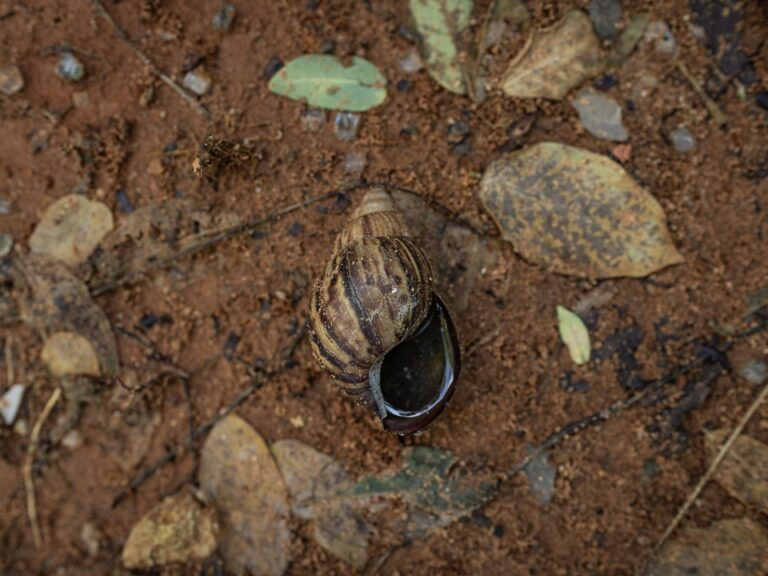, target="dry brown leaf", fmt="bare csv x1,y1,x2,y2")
15,255,119,376
122,492,218,570
82,199,241,288
199,414,291,576
29,194,114,267
272,439,369,570
41,331,101,377
706,429,768,514
479,142,684,278
501,10,604,100
645,518,768,576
